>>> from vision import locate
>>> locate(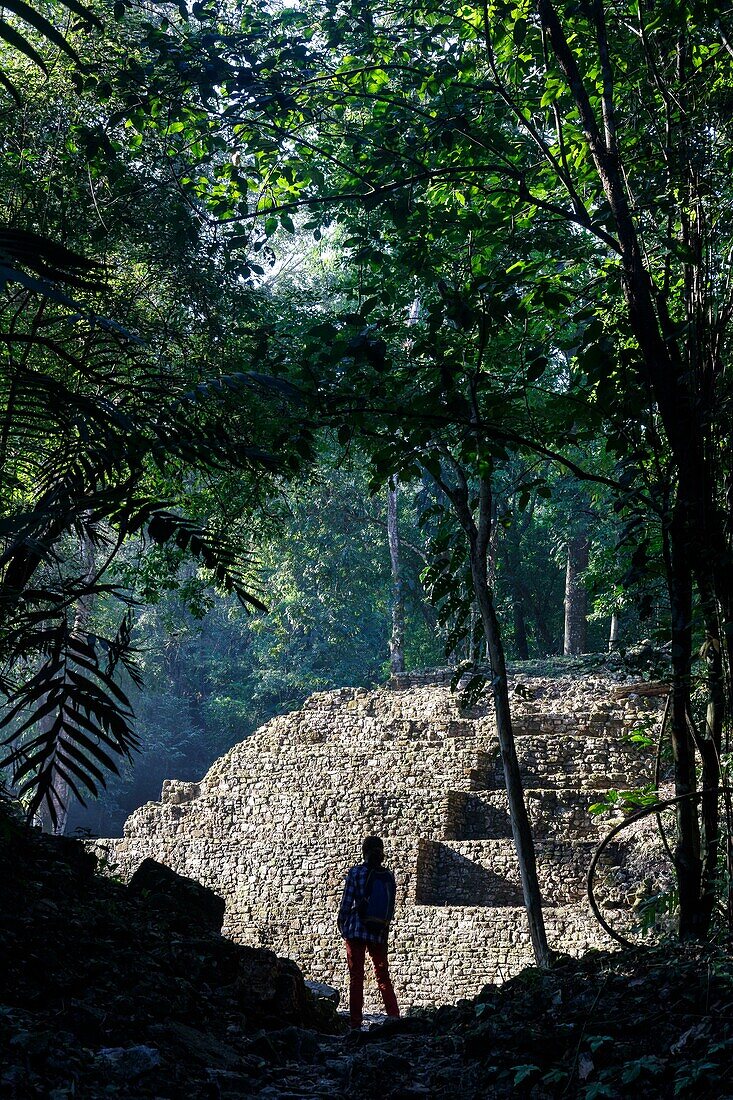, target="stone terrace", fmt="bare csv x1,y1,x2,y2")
102,671,665,1010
